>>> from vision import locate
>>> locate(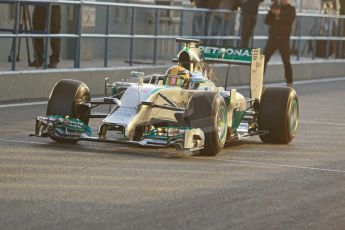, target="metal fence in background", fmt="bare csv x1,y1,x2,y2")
0,0,345,71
